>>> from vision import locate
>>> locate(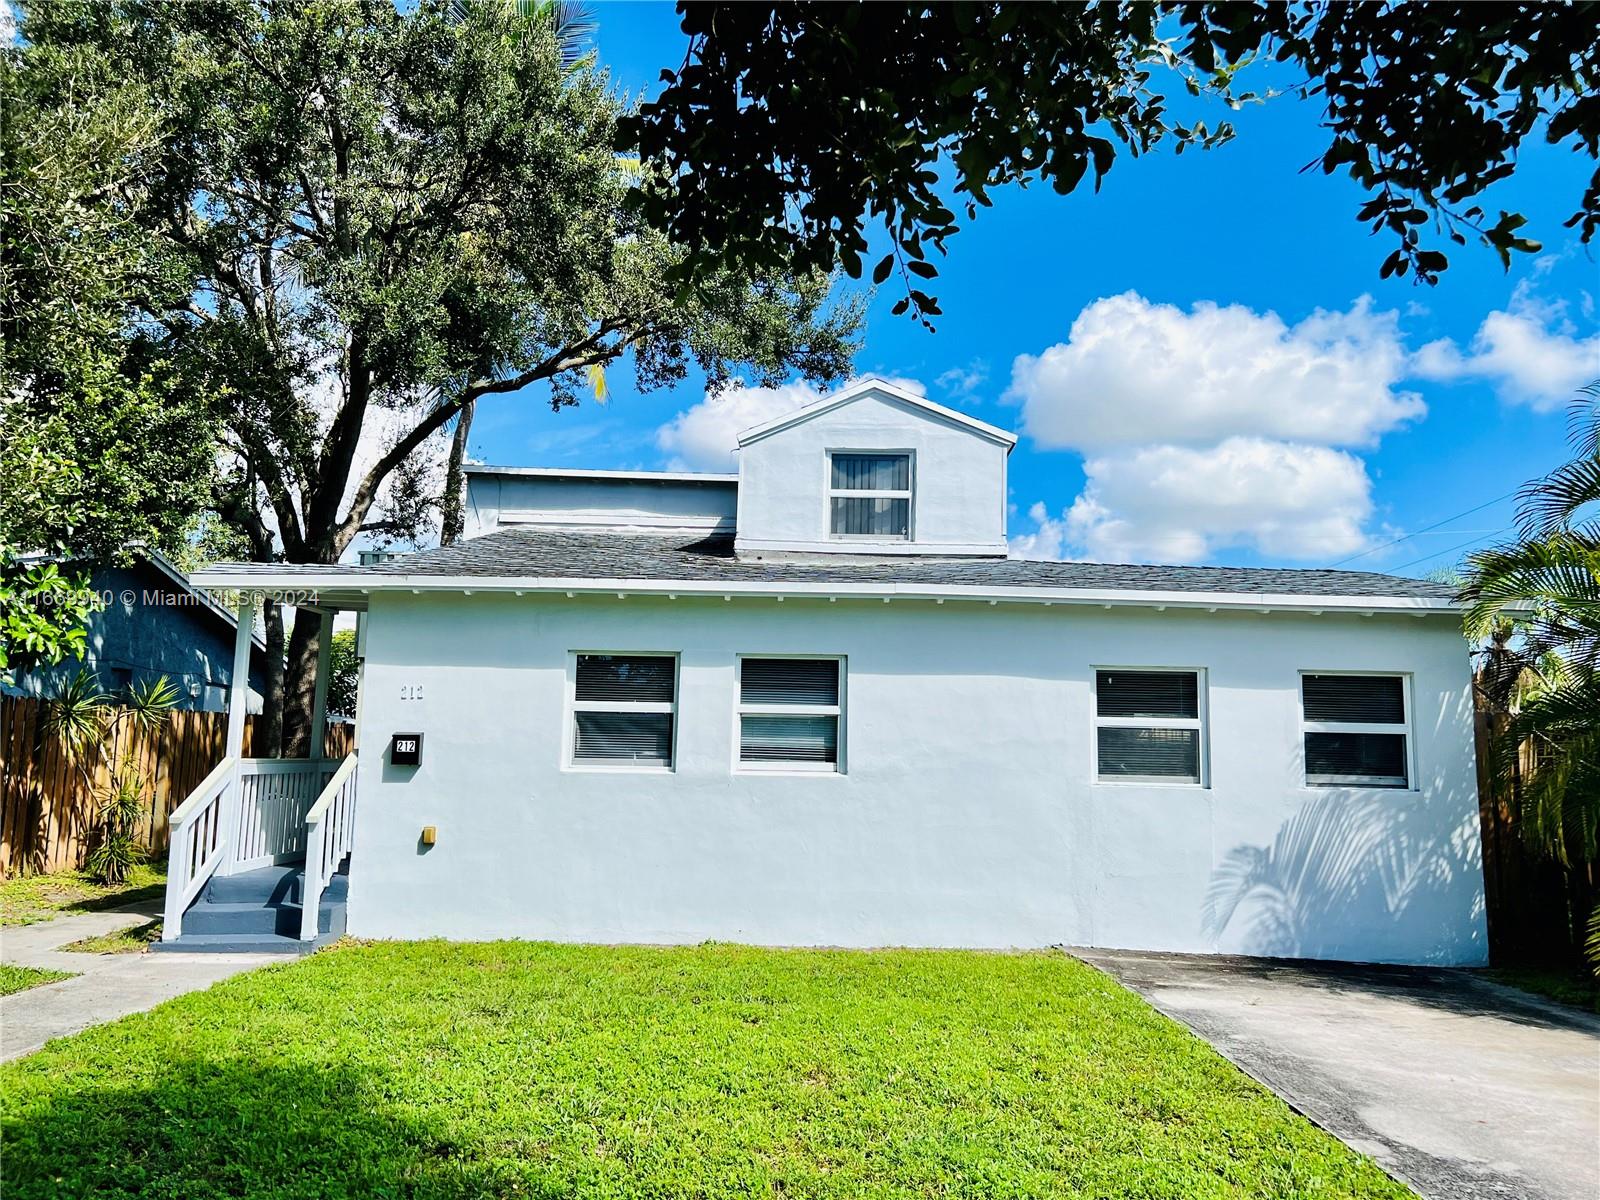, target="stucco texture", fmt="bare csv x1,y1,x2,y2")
735,389,1010,555
346,591,1485,965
